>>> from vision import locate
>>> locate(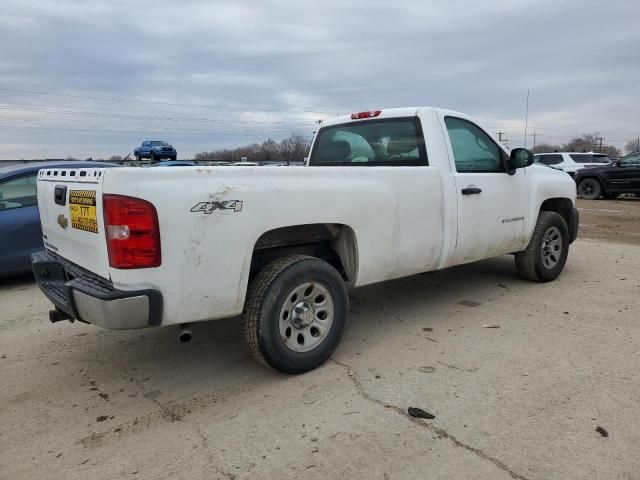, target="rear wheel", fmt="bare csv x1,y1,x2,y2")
515,211,569,282
577,178,601,199
241,255,348,373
